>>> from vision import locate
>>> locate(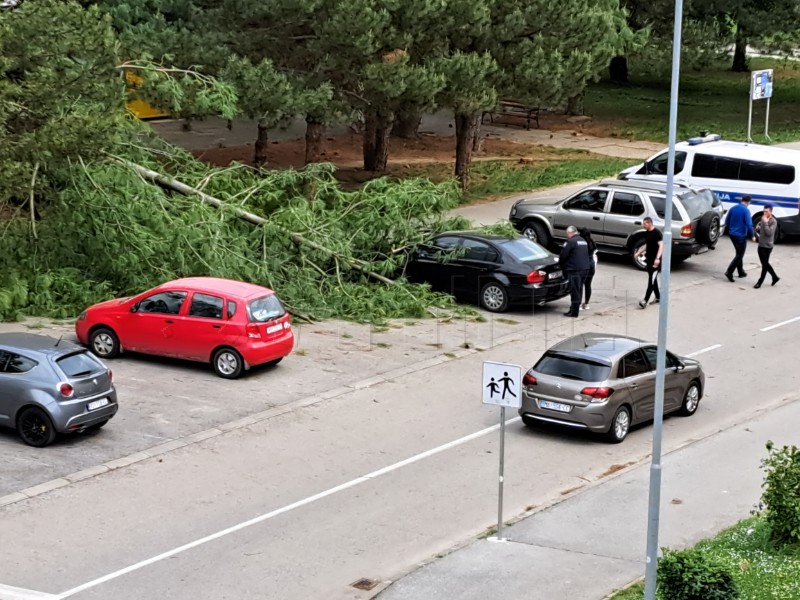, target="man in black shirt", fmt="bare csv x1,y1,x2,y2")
559,226,593,317
635,217,663,308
